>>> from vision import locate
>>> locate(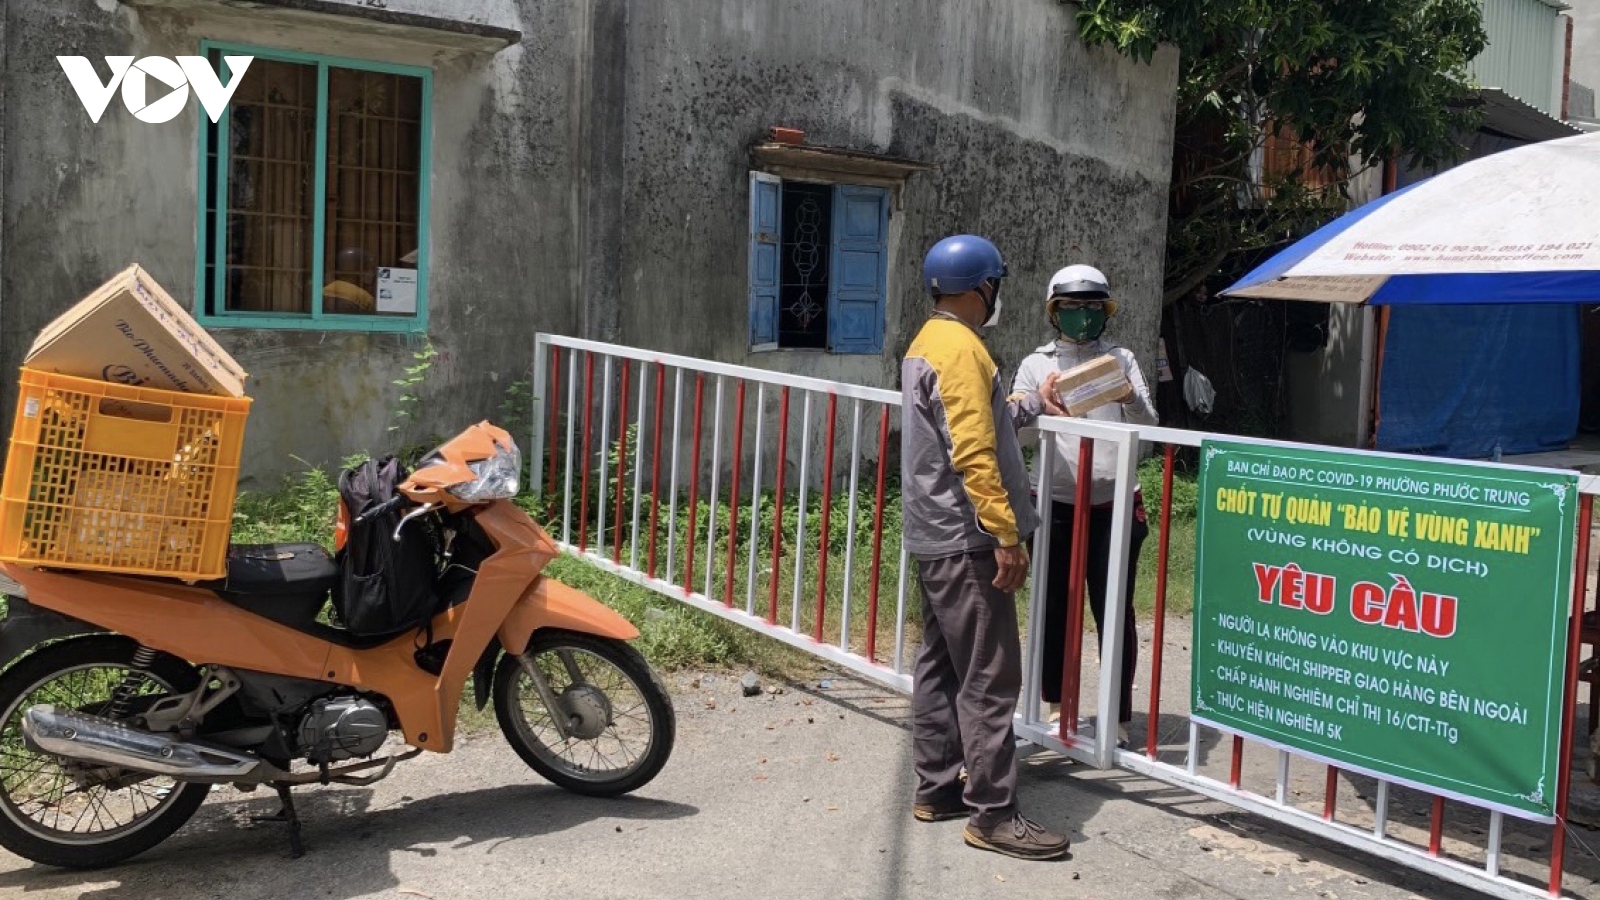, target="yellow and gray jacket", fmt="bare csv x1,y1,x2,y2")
901,316,1042,561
